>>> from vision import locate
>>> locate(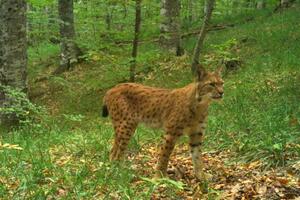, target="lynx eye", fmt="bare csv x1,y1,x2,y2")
209,83,216,87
